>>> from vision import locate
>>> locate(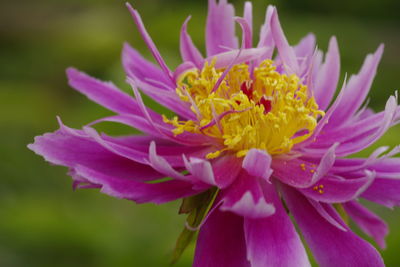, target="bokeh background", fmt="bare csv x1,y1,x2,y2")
1,0,399,266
